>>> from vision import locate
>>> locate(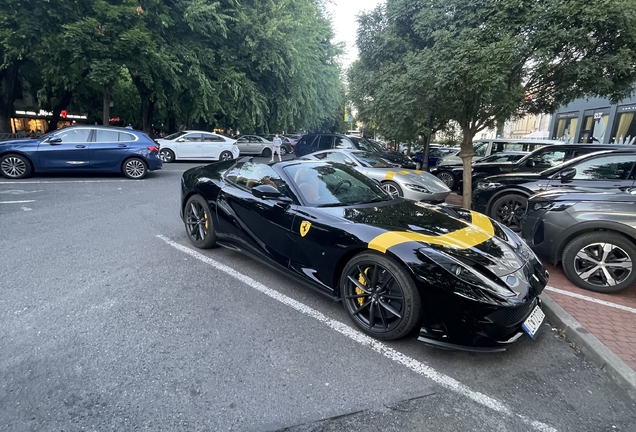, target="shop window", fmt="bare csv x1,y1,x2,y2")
579,112,609,143
553,116,578,143
611,110,636,145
